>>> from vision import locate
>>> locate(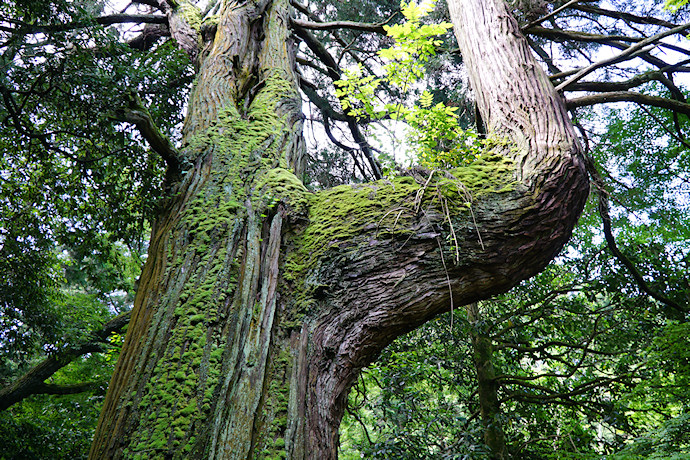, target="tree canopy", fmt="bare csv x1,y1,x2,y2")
0,0,689,458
